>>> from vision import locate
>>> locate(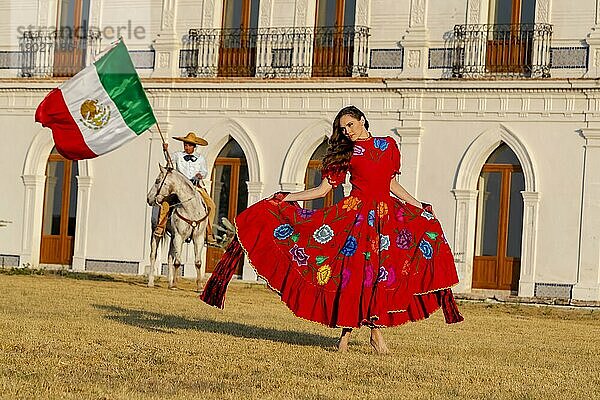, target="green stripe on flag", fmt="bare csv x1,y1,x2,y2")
95,41,156,135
